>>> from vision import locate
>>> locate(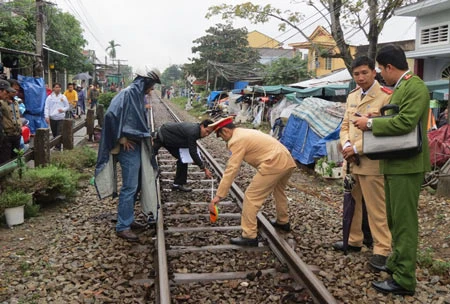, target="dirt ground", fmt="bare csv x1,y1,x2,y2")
1,99,449,303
